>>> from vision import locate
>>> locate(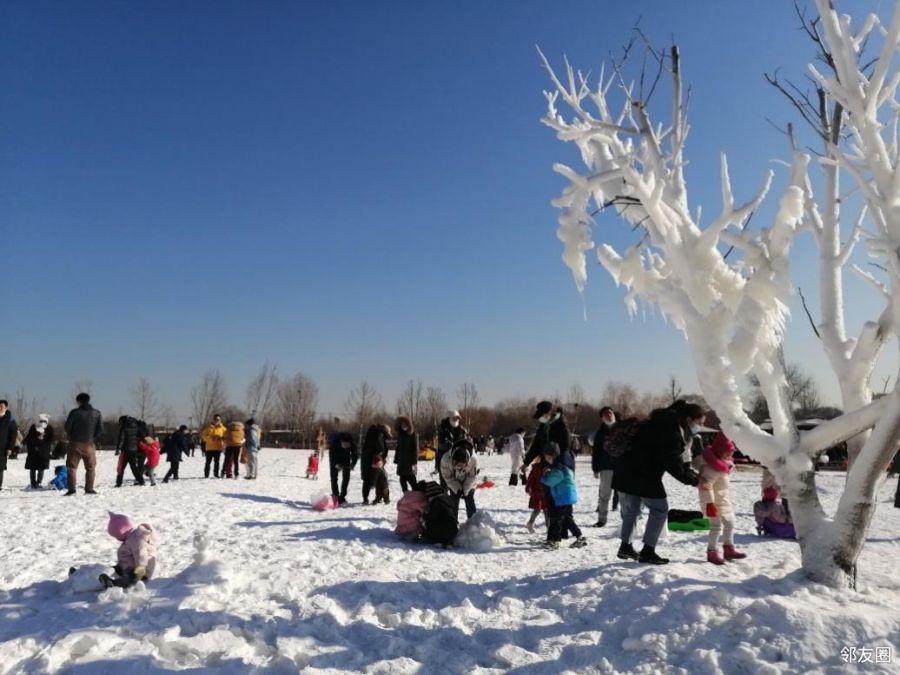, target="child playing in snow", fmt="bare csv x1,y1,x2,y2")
524,457,546,533
371,451,390,504
693,432,747,564
139,436,161,486
306,452,320,479
100,512,157,589
754,485,796,538
541,442,587,550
